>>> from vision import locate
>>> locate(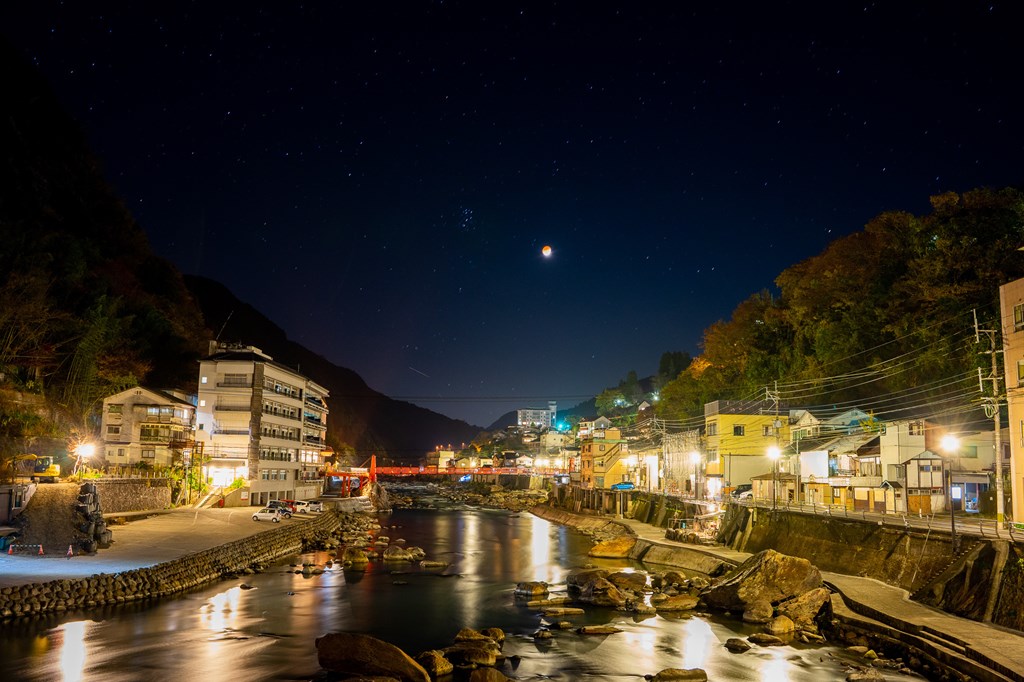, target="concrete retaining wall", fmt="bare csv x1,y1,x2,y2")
0,510,342,621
